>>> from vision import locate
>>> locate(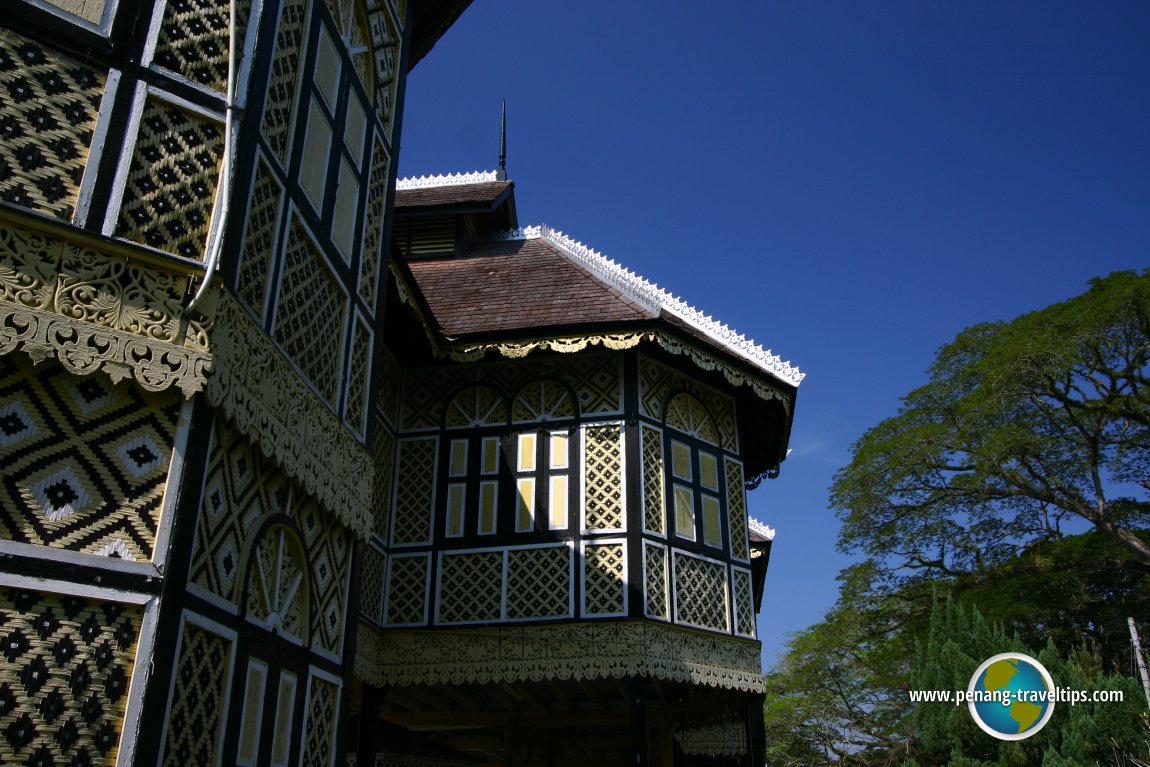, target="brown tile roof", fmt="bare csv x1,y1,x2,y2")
395,181,512,209
406,237,656,338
